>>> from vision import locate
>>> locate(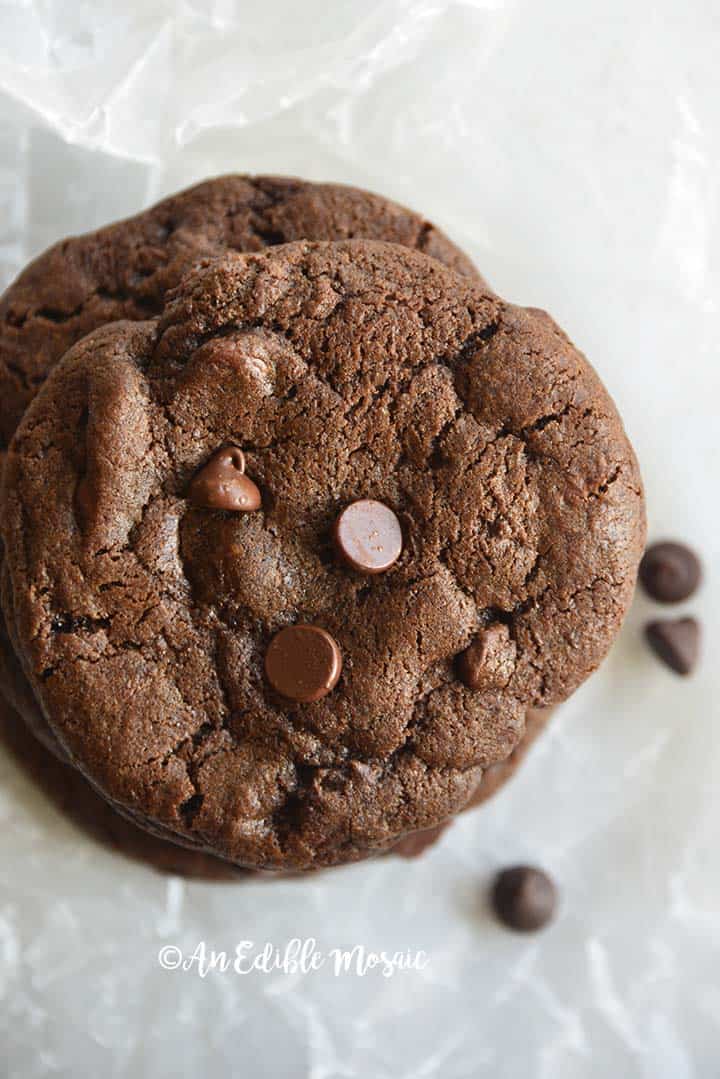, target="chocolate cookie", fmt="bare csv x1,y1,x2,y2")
1,241,645,870
466,706,551,807
0,694,459,877
0,175,479,452
0,696,244,880
0,691,550,876
0,174,518,873
0,675,551,877
0,174,480,741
